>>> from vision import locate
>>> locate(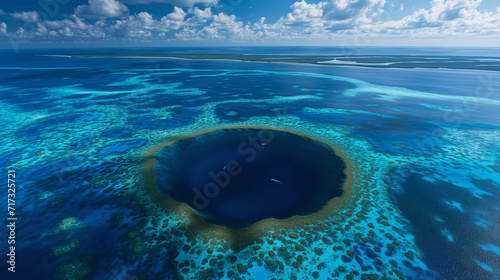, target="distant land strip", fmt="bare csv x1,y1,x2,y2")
51,53,500,71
